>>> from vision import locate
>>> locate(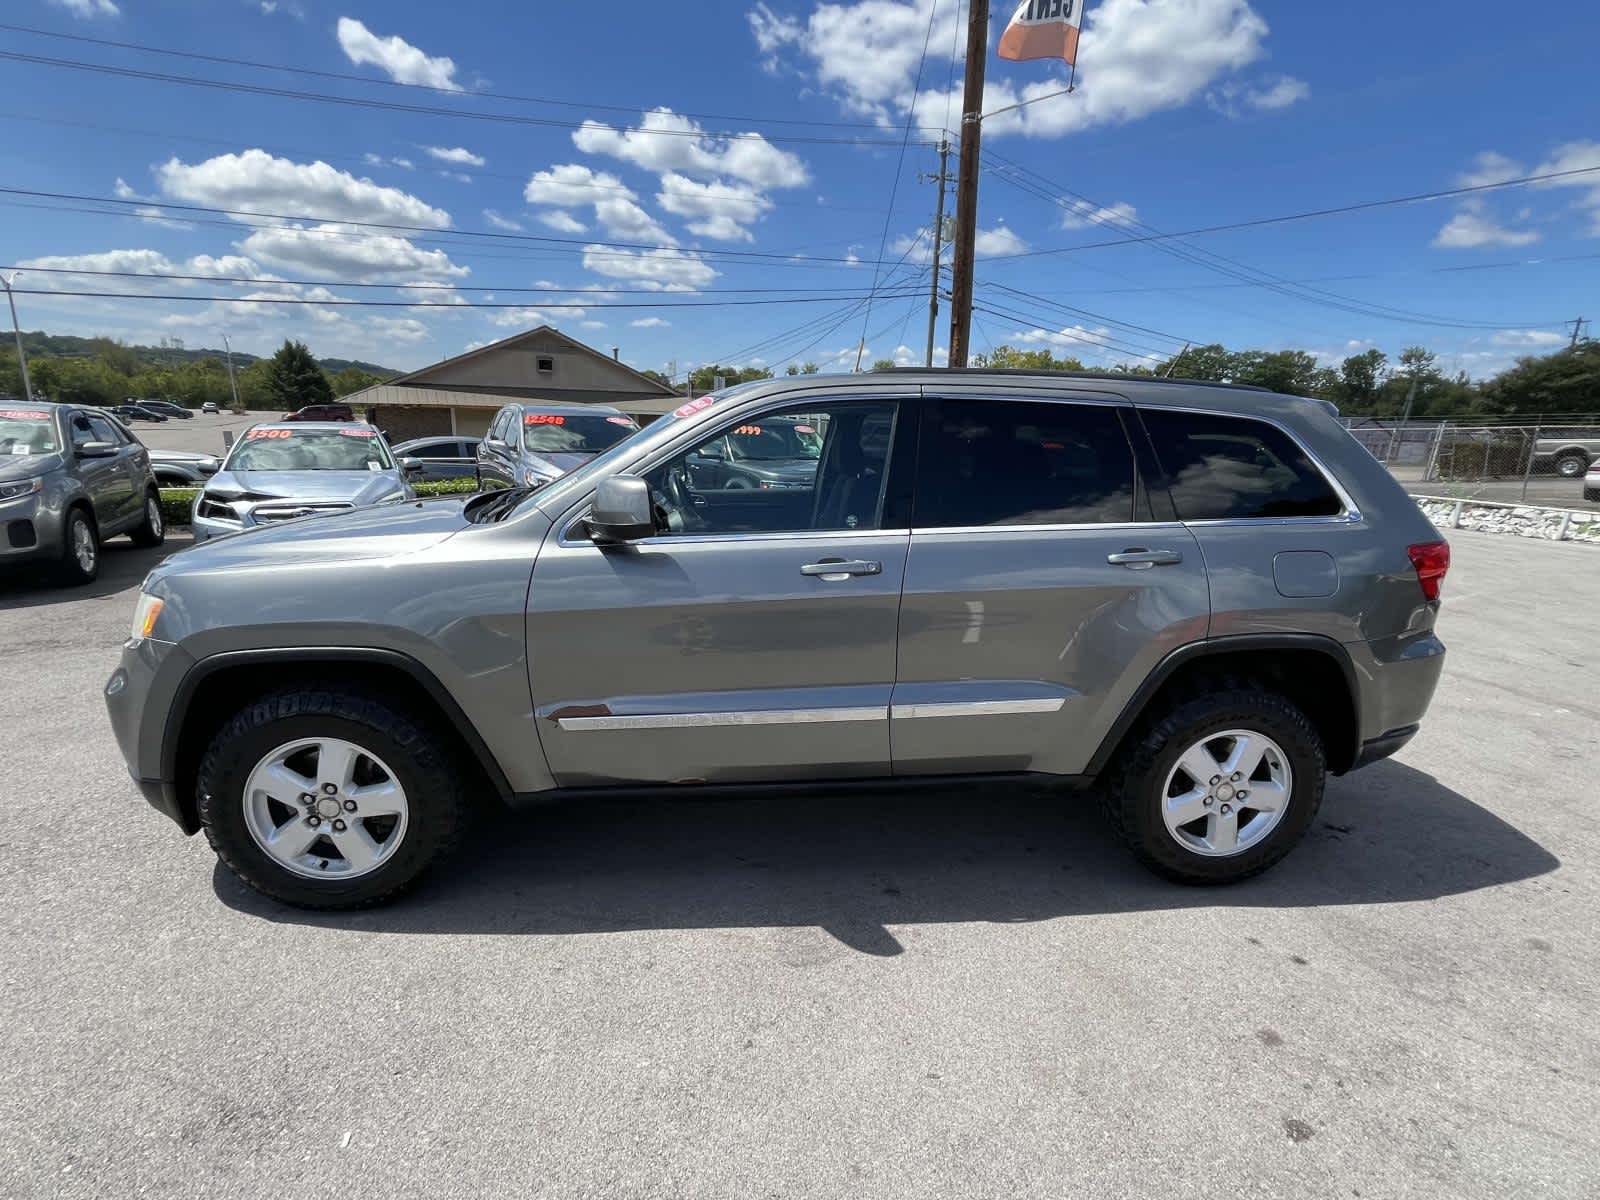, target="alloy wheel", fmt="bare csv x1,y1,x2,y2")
73,520,97,573
1160,729,1293,857
241,737,410,880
